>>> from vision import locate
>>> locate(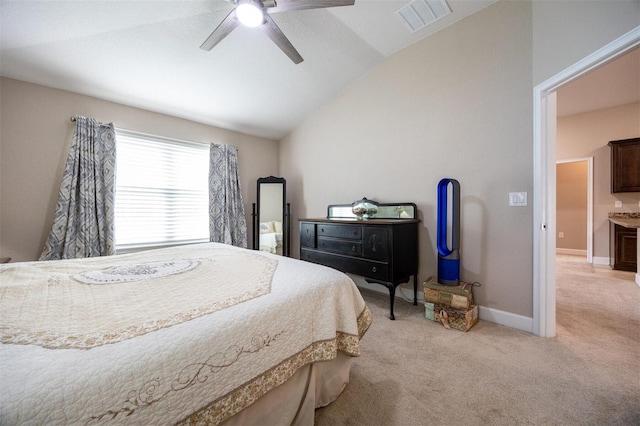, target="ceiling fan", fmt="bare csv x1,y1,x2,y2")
200,0,356,64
